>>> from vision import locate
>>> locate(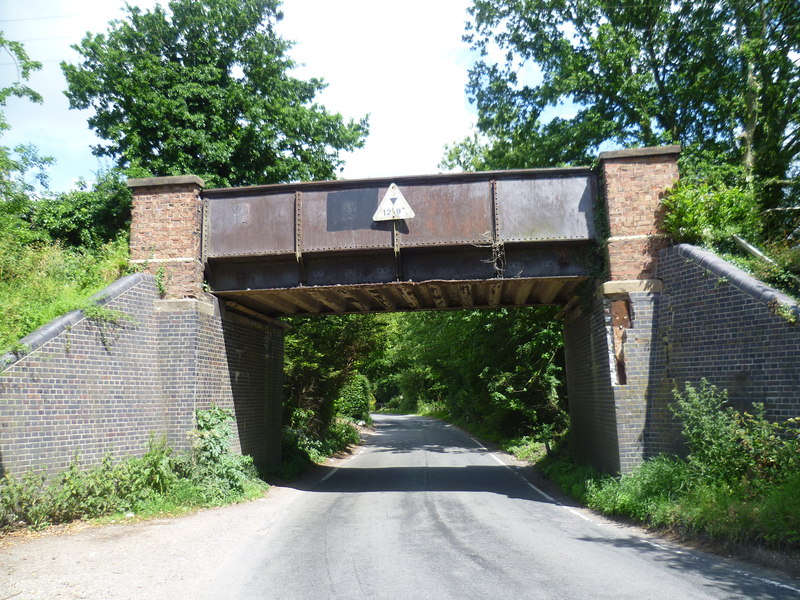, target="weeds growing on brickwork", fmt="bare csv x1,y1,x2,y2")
0,406,268,532
82,301,139,352
537,380,800,549
154,265,169,298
